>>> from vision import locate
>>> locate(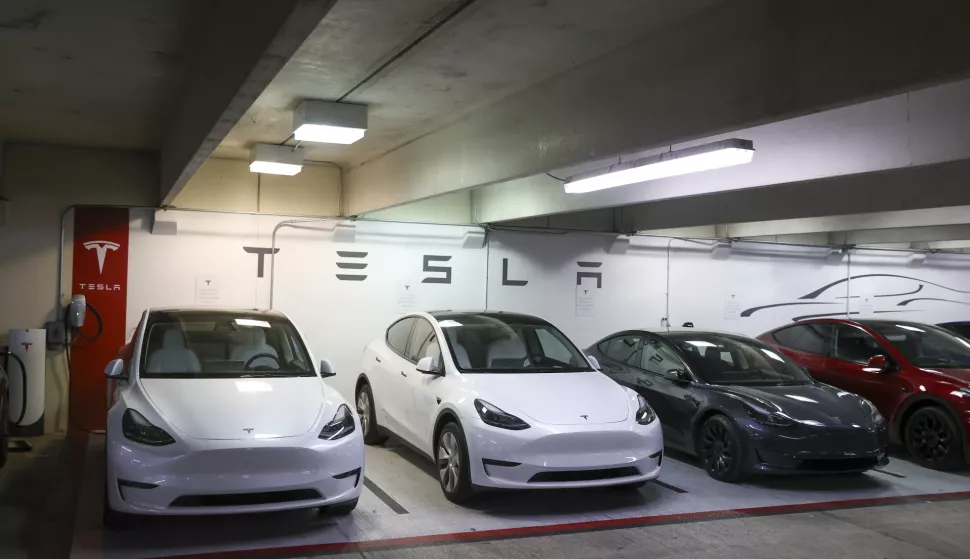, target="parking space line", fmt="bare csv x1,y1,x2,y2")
652,479,688,493
363,476,409,514
144,490,970,559
871,468,907,479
